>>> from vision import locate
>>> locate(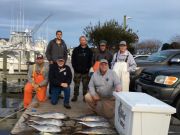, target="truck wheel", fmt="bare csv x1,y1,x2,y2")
176,98,180,119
